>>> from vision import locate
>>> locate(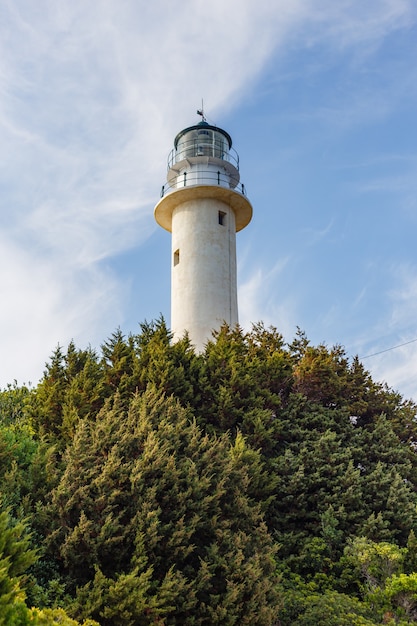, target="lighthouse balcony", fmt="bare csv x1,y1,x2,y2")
160,165,247,198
